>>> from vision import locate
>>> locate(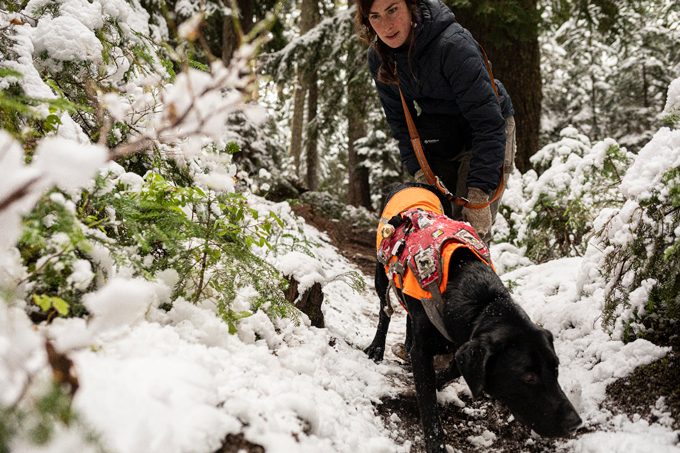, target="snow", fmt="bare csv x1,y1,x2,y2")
33,137,108,193
467,429,496,448
0,131,42,250
665,77,680,114
1,1,679,451
620,128,680,200
31,16,103,63
1,208,676,452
